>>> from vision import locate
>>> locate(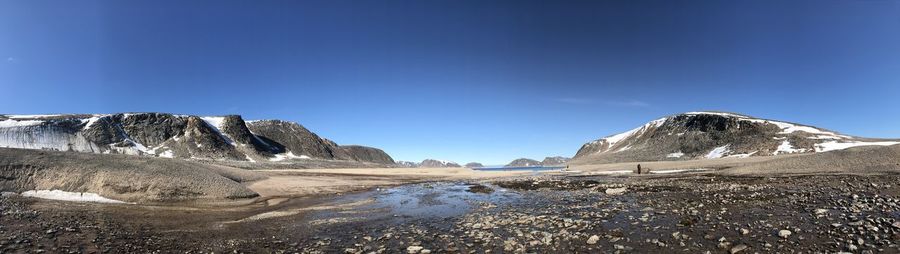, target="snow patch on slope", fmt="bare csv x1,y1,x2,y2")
81,115,106,130
0,119,43,128
200,117,235,146
705,144,731,159
727,151,757,158
4,115,61,119
590,117,668,152
21,190,128,204
814,140,900,152
269,151,311,161
774,140,806,155
158,150,174,158
666,152,684,158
